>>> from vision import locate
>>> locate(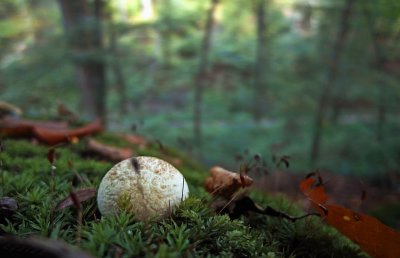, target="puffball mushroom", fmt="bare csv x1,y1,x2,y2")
97,156,189,221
